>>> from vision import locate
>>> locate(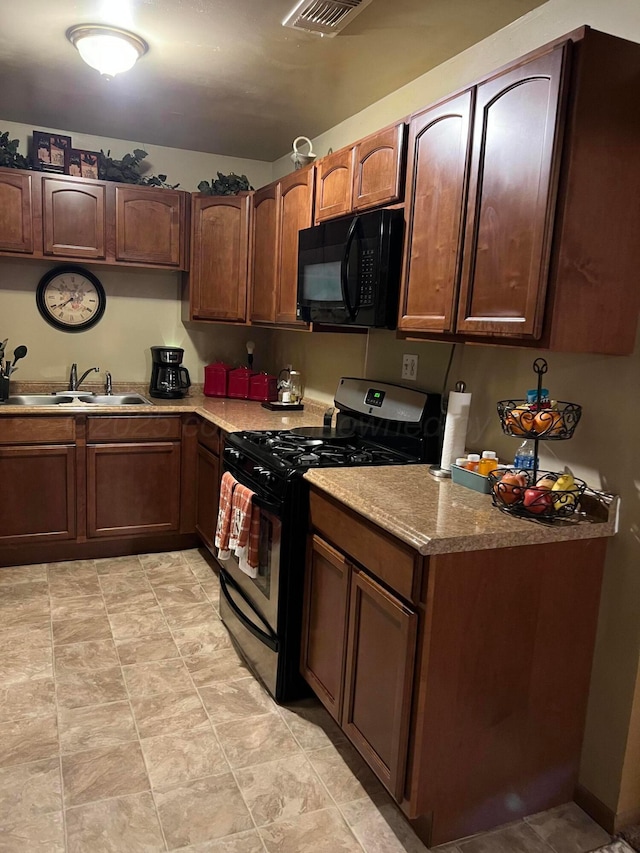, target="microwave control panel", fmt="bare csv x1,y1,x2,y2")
358,247,375,306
